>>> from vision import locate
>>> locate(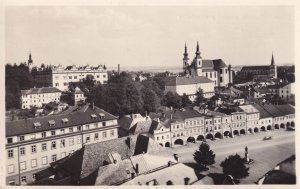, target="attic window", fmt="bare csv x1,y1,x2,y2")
48,120,55,127
91,114,97,119
99,113,105,118
62,118,69,124
33,122,41,128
